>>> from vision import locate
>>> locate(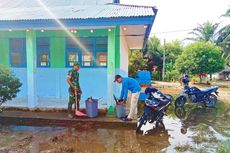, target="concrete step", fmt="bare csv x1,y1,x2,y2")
0,110,137,130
